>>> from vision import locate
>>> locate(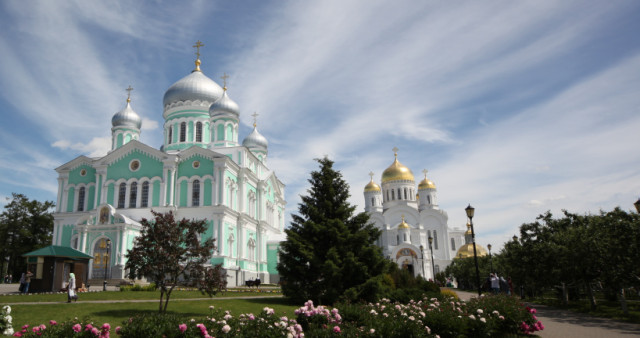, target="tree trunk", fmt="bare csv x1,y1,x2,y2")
586,282,597,310
619,288,629,315
159,289,165,313
163,290,172,313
